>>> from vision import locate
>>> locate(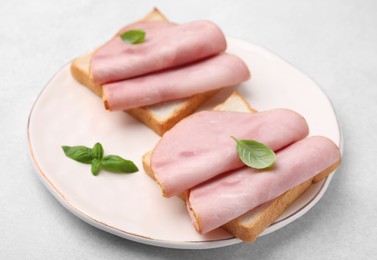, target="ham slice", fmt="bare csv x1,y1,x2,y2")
151,109,309,197
102,53,250,111
91,20,227,84
186,136,341,233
